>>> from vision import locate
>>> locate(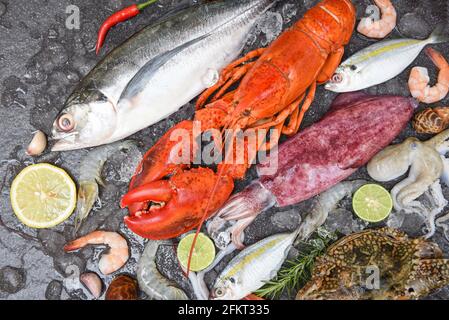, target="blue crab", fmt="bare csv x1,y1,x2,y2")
297,228,449,300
